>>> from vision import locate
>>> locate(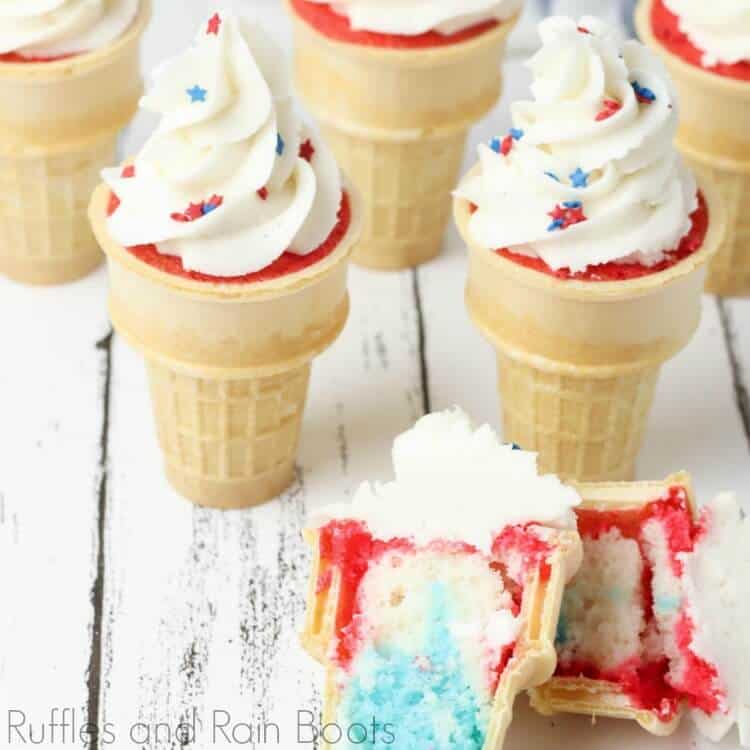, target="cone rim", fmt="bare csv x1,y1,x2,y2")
0,0,151,81
89,175,363,303
454,165,726,302
635,0,750,98
284,0,519,67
